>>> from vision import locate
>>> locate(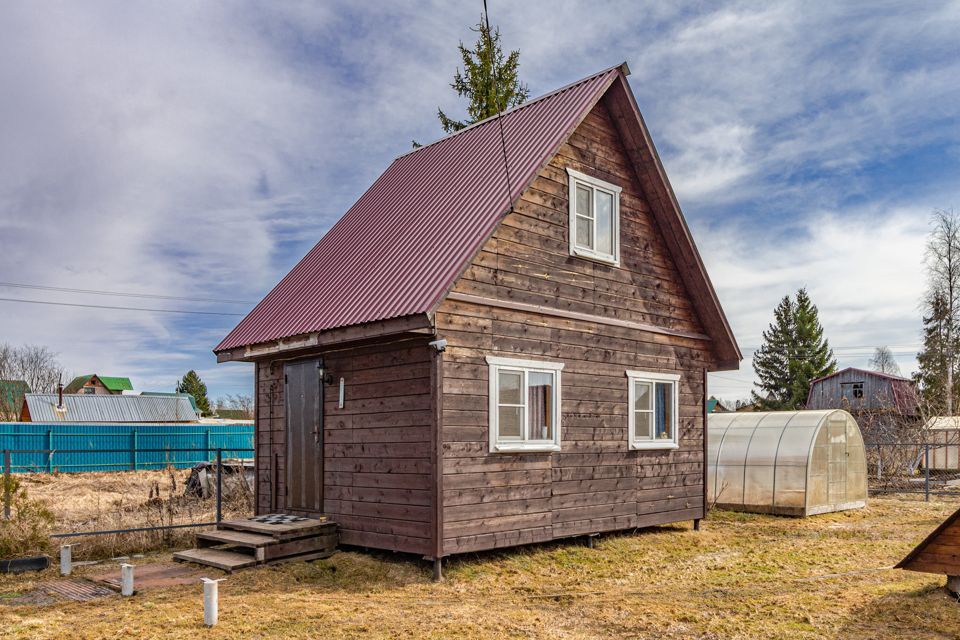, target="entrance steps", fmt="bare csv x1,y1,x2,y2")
173,514,337,572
